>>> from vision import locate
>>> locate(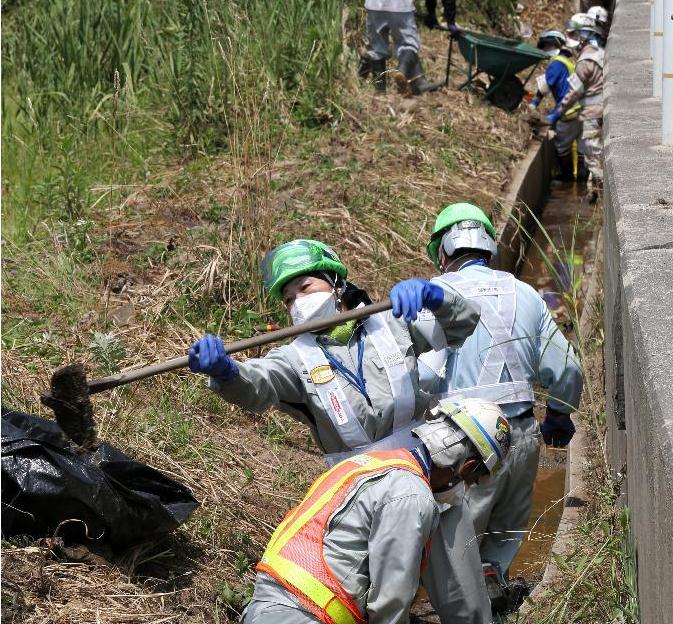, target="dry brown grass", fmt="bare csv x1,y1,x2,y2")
1,2,578,621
